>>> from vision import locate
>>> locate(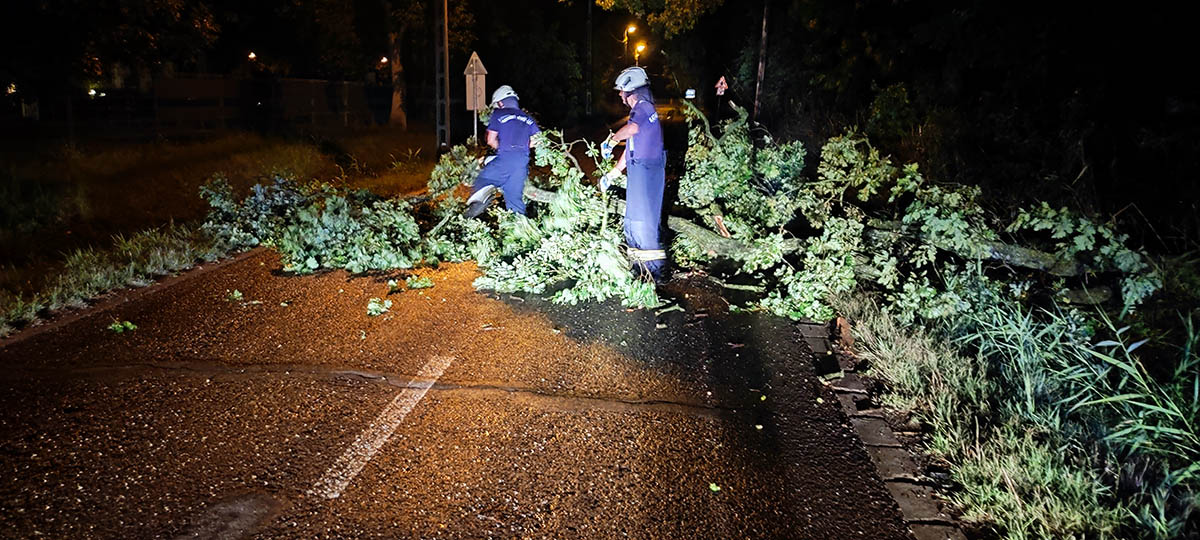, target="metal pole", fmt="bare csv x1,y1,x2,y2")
586,1,592,116
442,0,450,144
472,74,478,142
434,0,450,147
434,3,443,146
